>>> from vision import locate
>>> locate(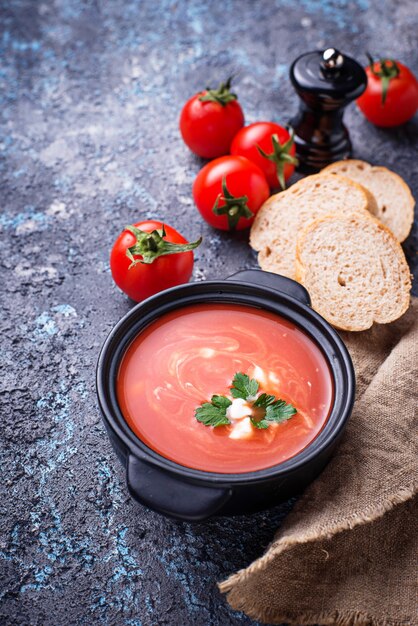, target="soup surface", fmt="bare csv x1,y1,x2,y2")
117,304,334,473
